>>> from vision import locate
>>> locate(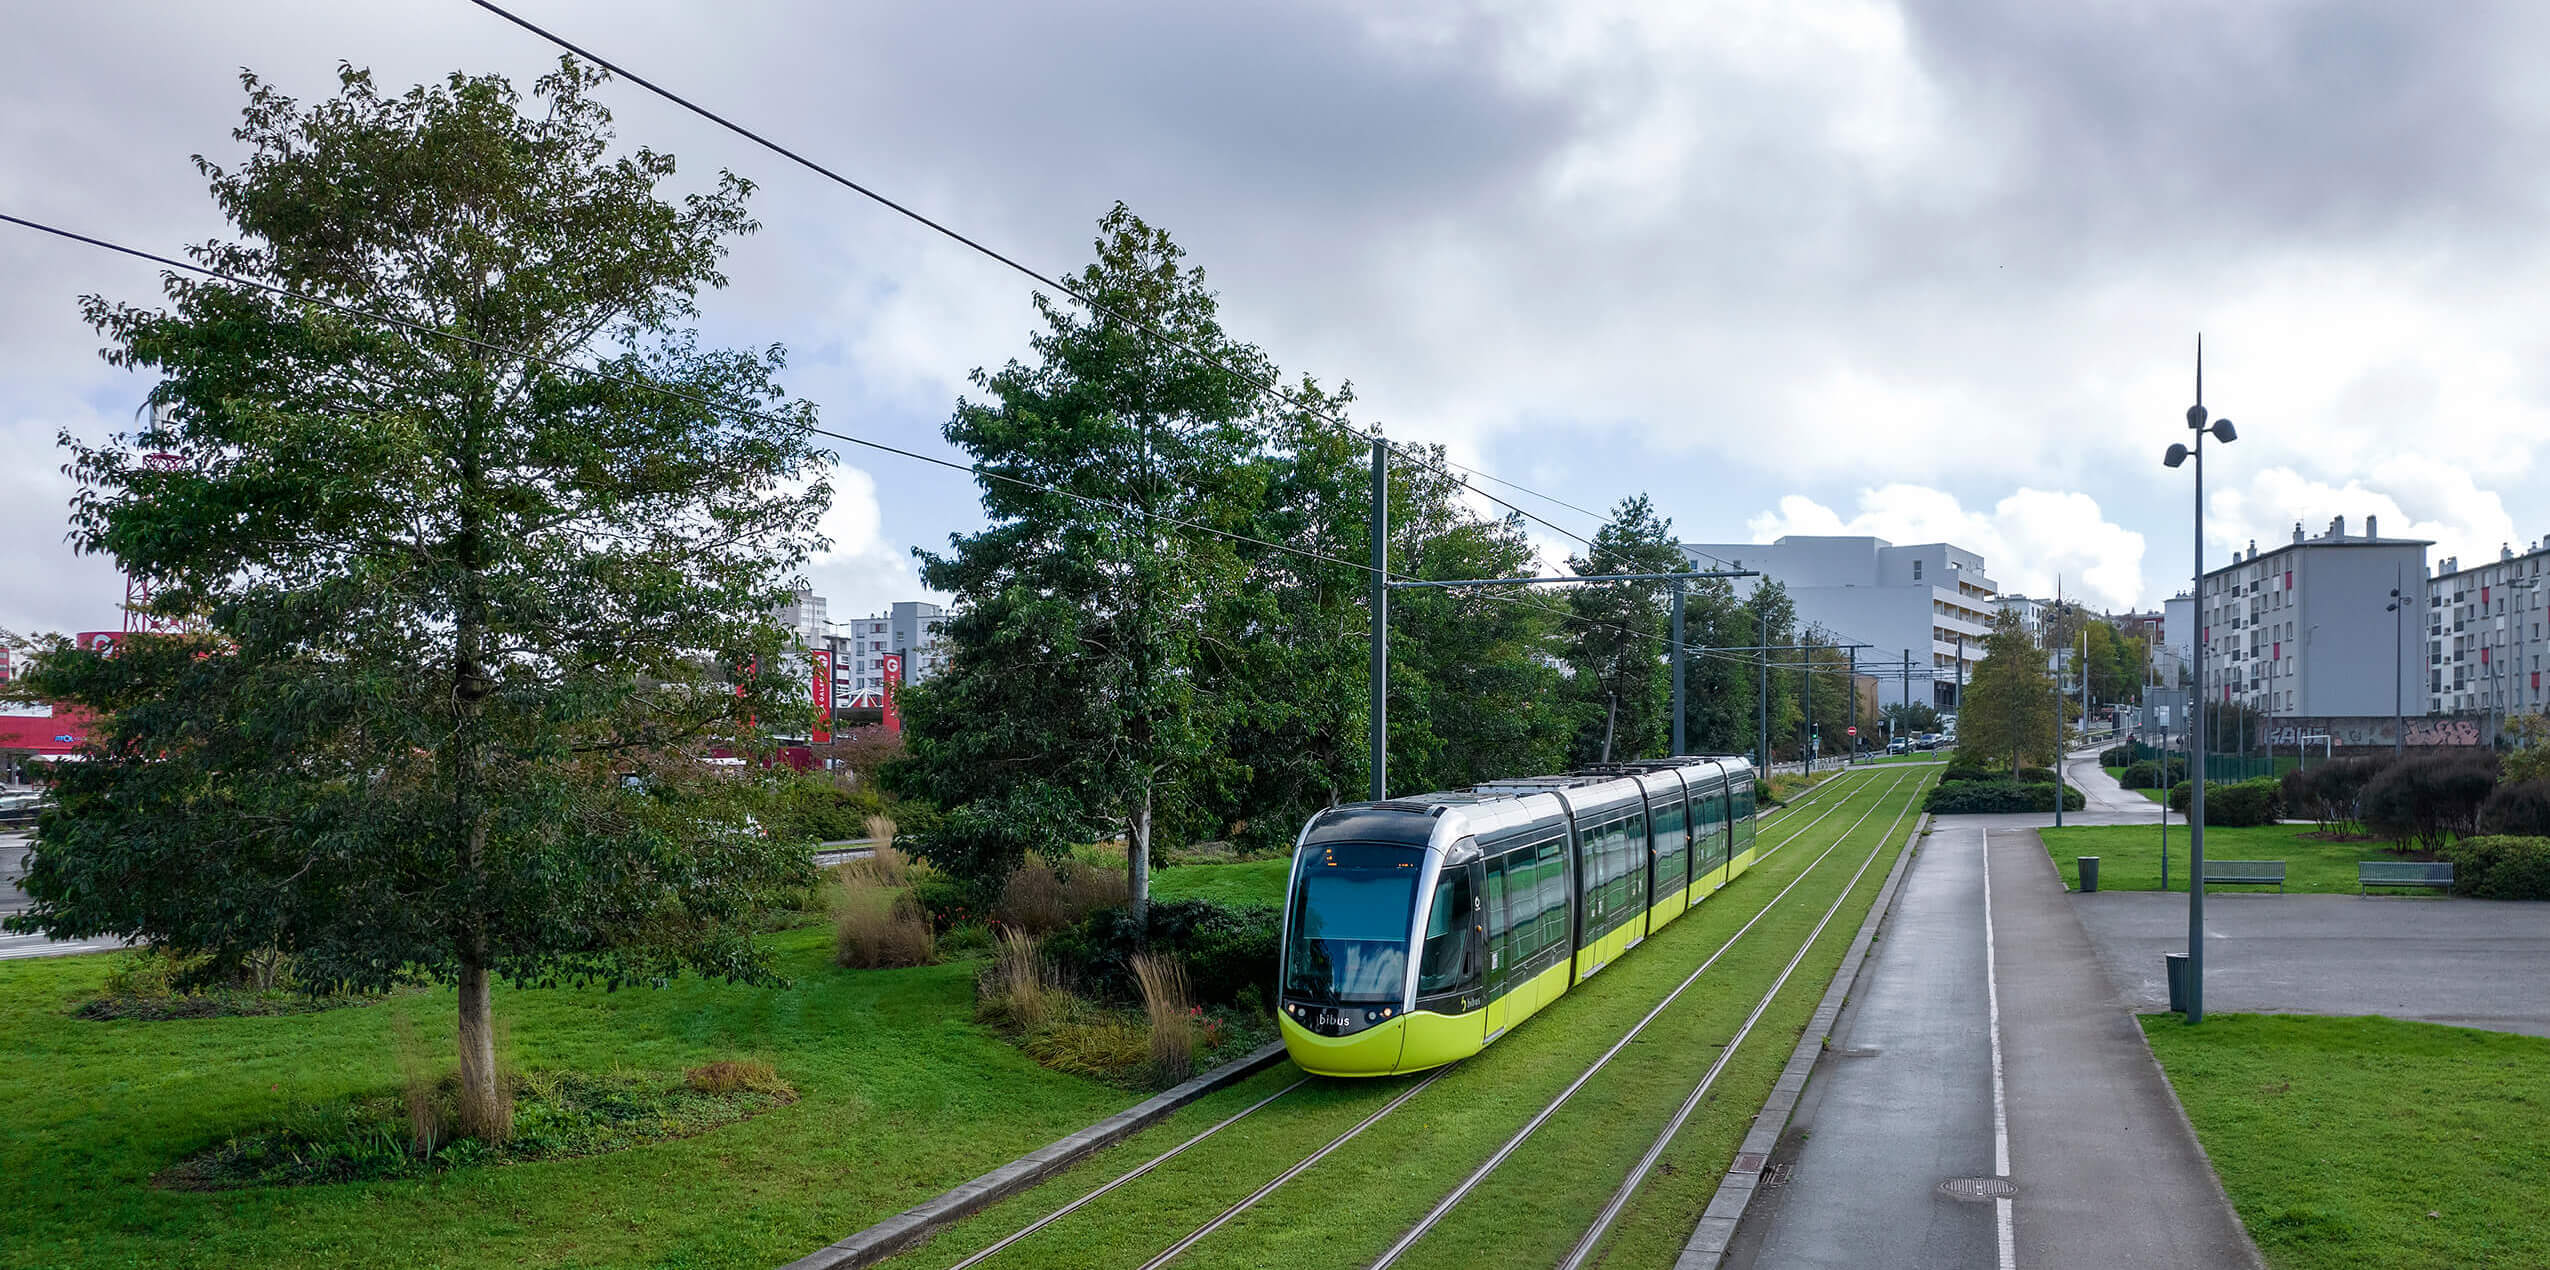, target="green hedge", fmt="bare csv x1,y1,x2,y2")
2099,745,2133,767
2165,777,2286,827
1925,779,2086,814
2436,836,2550,900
